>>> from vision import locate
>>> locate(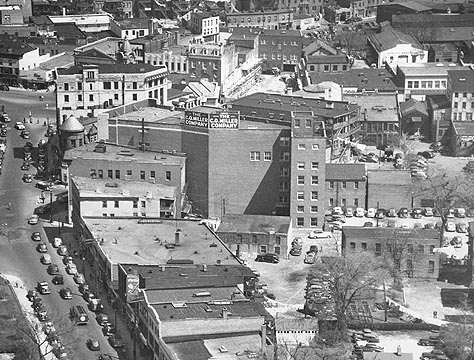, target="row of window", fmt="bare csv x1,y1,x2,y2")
329,198,359,207
102,213,147,217
250,151,272,161
230,15,291,23
349,242,437,255
296,162,319,170
296,205,318,213
453,102,474,110
297,143,320,150
190,61,219,70
454,92,472,99
90,169,171,181
296,191,318,201
147,58,187,72
64,93,139,103
102,200,147,208
328,181,359,189
452,112,473,121
296,175,319,186
236,234,283,245
308,64,348,72
261,53,298,61
407,80,446,89
296,217,318,227
62,79,164,92
364,122,398,132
